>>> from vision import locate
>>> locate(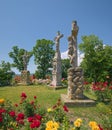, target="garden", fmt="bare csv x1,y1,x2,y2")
0,82,112,130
